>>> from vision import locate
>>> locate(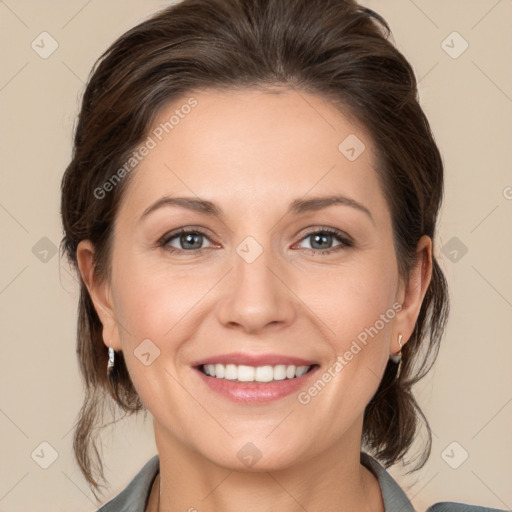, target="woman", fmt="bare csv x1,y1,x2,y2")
60,0,505,510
